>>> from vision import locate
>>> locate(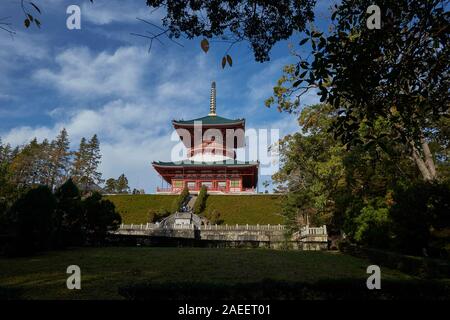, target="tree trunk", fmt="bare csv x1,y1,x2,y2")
409,138,437,181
